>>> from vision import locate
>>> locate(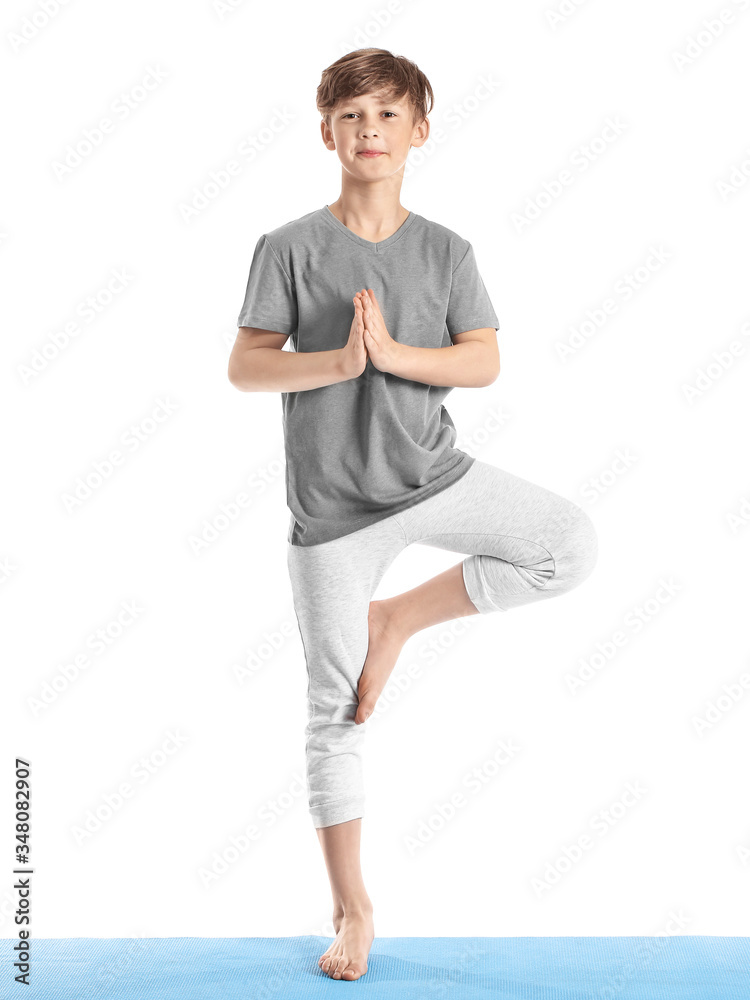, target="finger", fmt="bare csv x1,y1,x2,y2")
364,291,380,324
362,299,373,328
364,302,378,334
